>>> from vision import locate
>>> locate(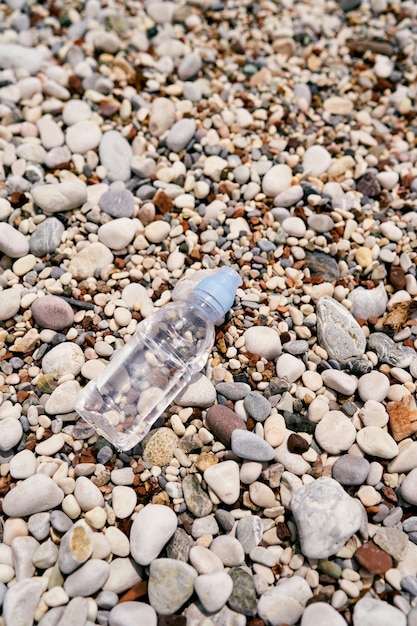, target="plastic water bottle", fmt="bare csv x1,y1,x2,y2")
75,266,242,451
